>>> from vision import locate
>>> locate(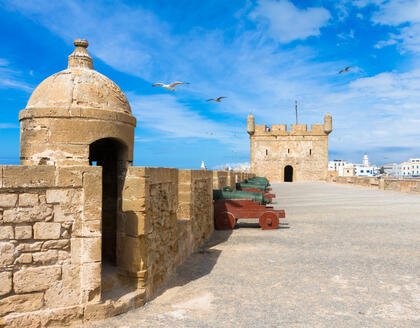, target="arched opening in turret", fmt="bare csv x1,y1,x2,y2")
89,138,128,268
284,165,293,182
